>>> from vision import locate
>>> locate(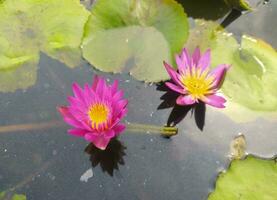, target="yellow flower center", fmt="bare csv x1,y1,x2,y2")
181,68,214,99
88,103,109,128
